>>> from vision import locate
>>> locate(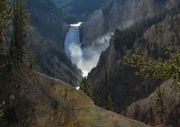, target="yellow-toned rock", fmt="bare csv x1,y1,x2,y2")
0,66,150,127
